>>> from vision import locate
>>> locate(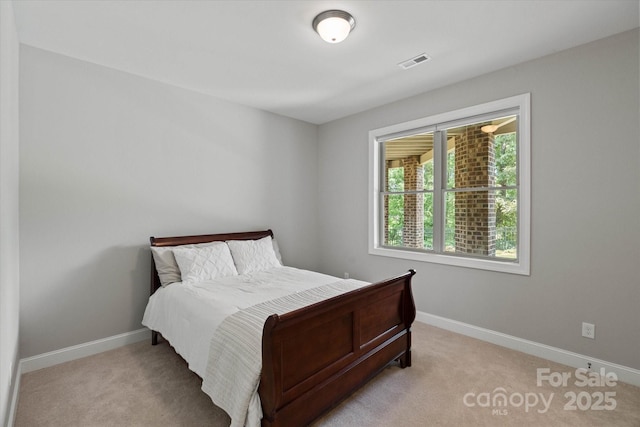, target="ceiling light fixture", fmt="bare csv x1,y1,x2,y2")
312,10,355,44
481,117,517,134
